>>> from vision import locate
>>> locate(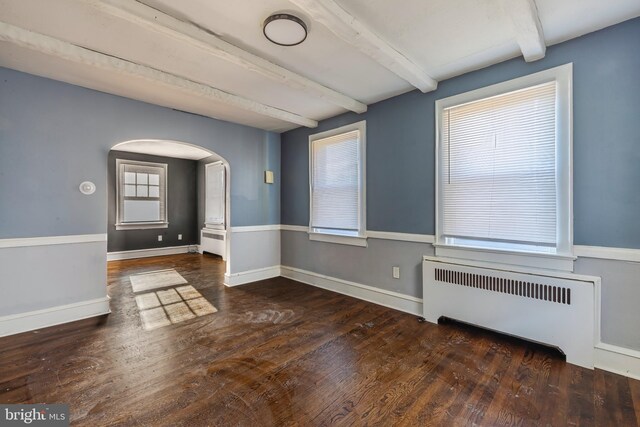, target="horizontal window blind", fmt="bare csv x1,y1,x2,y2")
311,130,361,232
441,81,557,246
205,162,225,225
